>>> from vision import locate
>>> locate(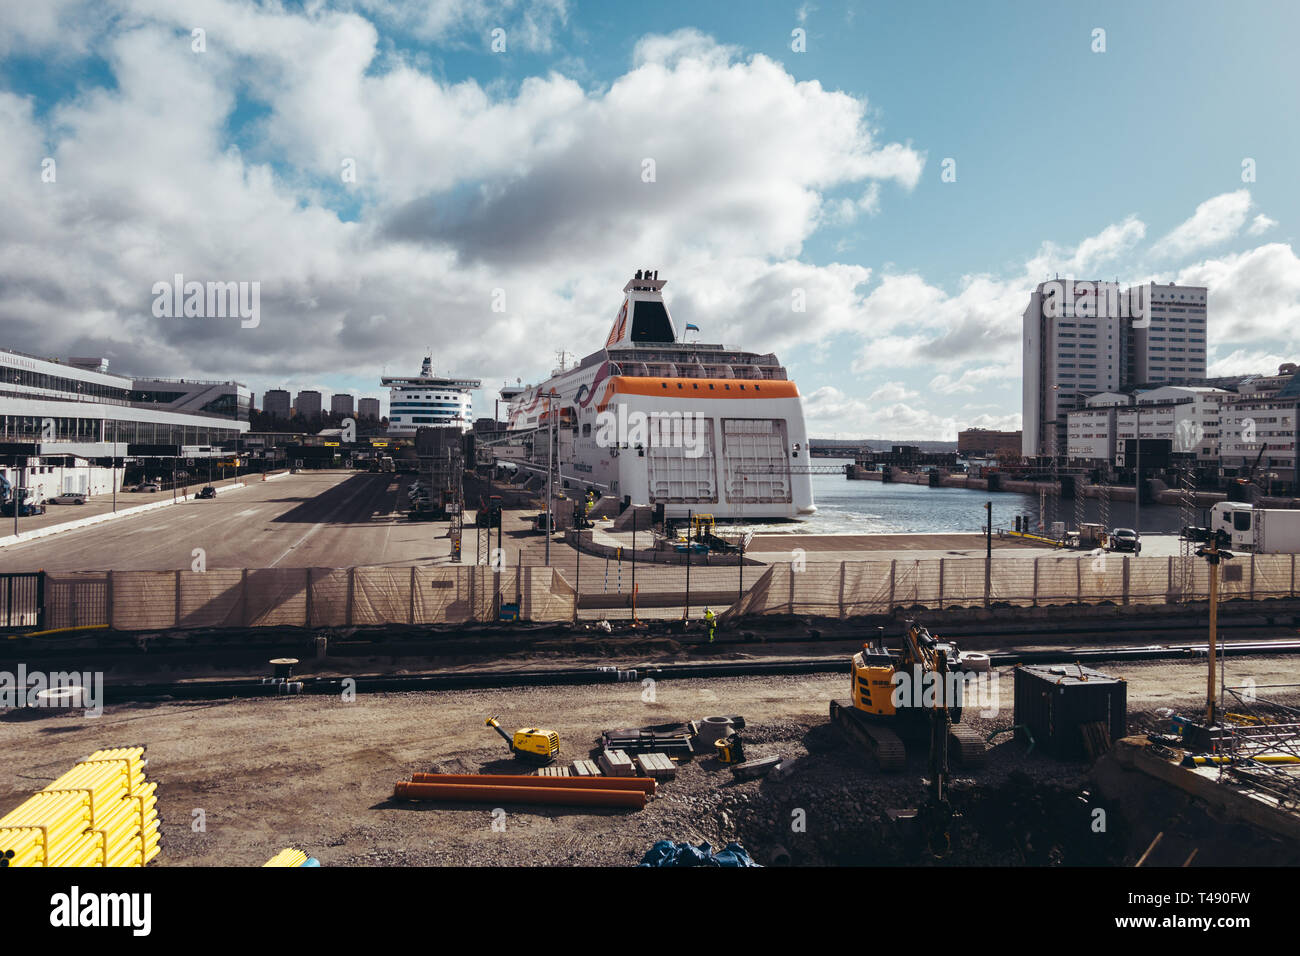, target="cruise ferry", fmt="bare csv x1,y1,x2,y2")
503,271,816,520
382,358,481,438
